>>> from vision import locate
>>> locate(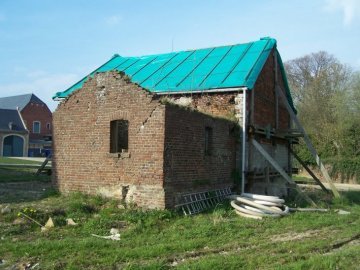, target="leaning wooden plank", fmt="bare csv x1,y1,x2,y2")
289,208,329,212
275,86,340,198
35,155,51,176
290,149,330,194
251,139,317,207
